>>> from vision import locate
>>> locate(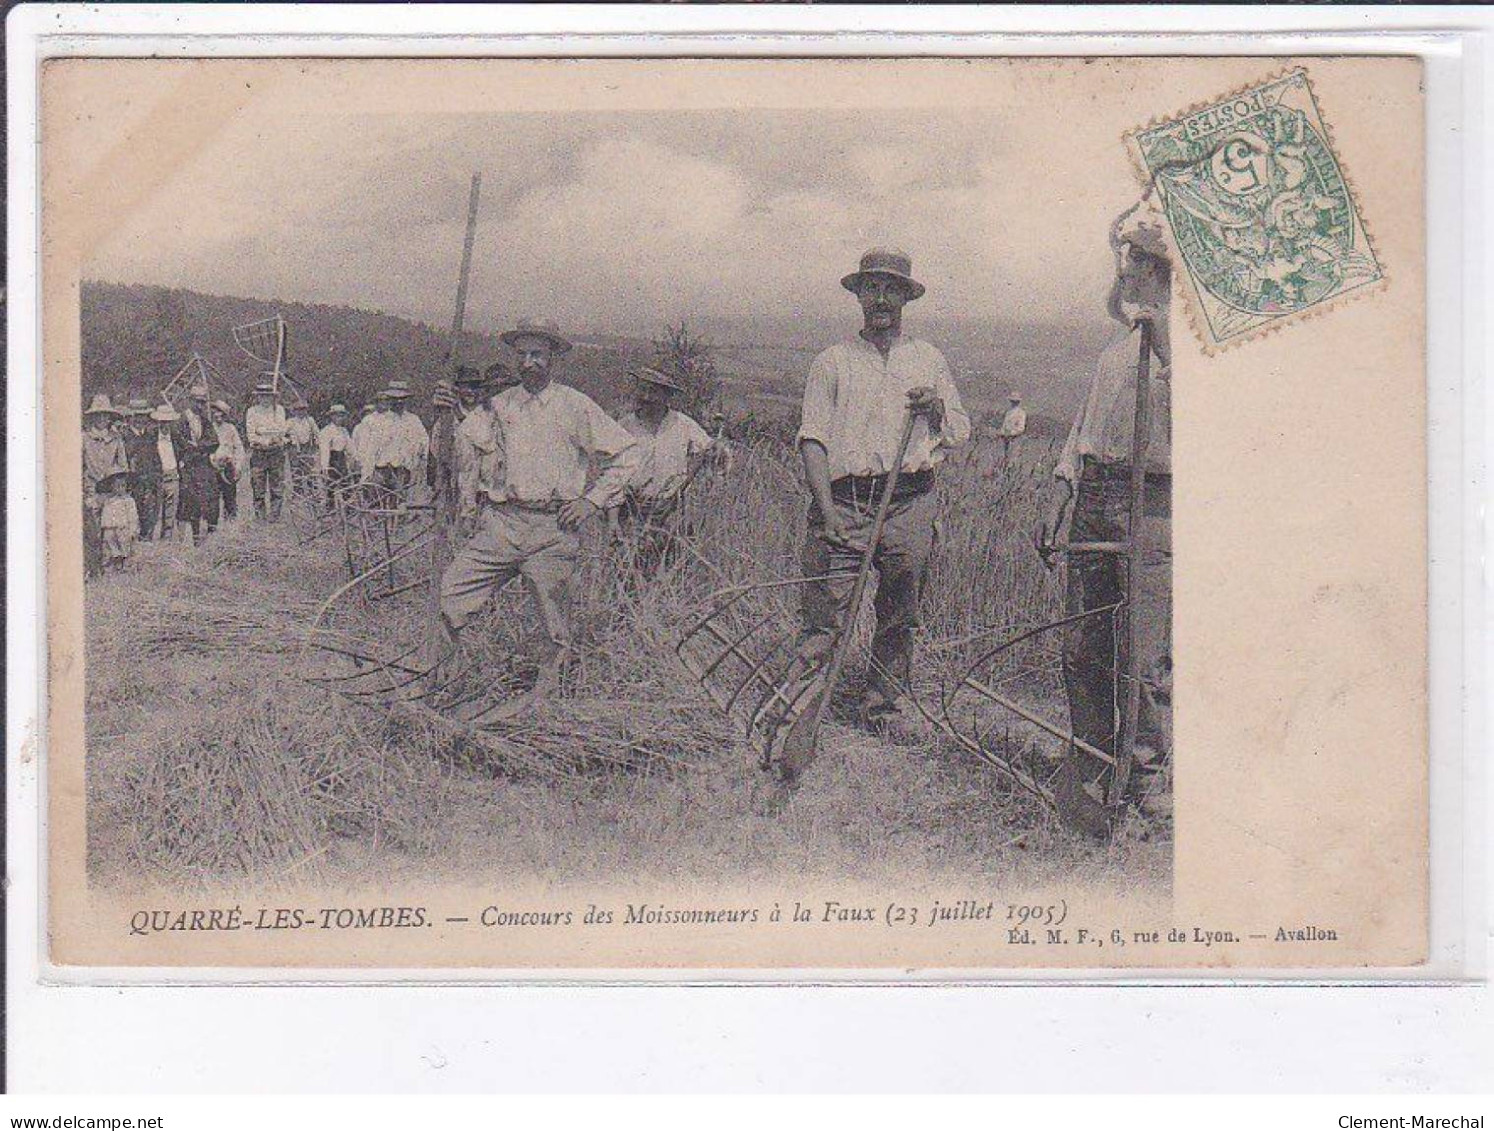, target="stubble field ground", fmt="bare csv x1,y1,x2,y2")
84,428,1170,897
